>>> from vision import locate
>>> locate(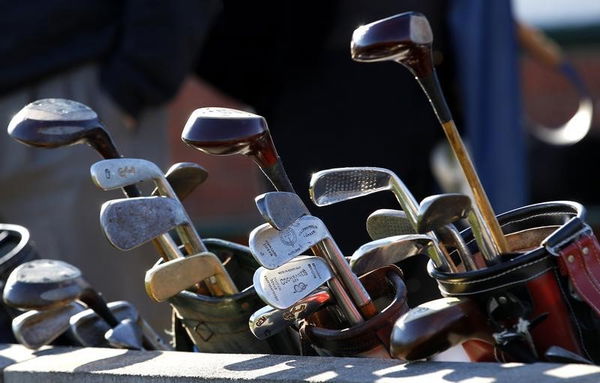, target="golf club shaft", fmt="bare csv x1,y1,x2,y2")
258,161,296,194
316,241,377,319
389,177,459,272
326,275,364,325
417,73,508,257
